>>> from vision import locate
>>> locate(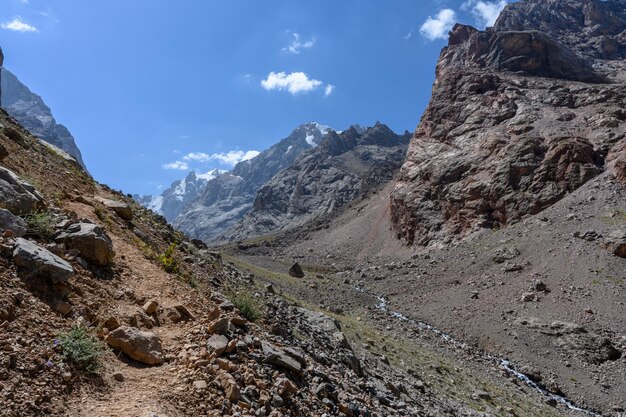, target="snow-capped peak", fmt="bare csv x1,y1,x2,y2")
197,168,227,181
